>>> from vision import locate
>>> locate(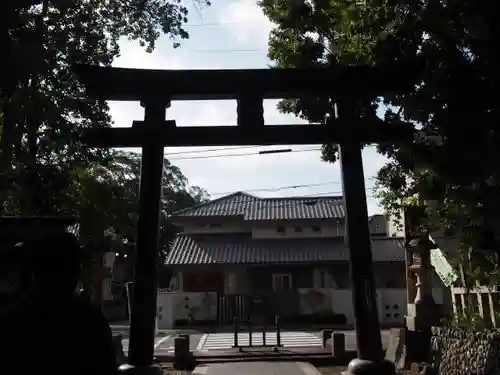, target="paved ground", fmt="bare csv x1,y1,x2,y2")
196,331,323,351
192,361,324,375
117,328,390,355
121,336,175,355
